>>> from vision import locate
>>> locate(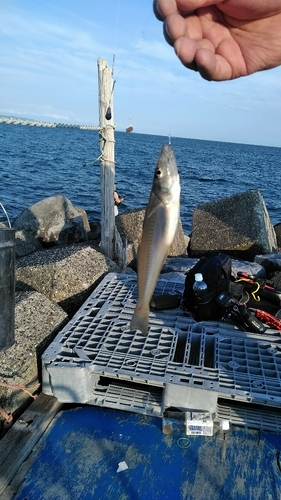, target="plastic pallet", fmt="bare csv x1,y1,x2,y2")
42,273,281,430
216,399,281,433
